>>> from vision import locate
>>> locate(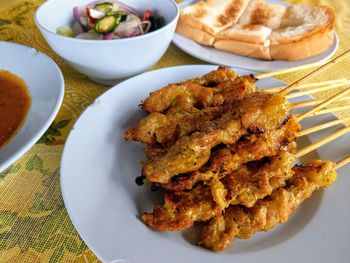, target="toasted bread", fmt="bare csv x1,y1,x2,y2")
176,0,251,45
176,0,336,61
214,0,285,59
